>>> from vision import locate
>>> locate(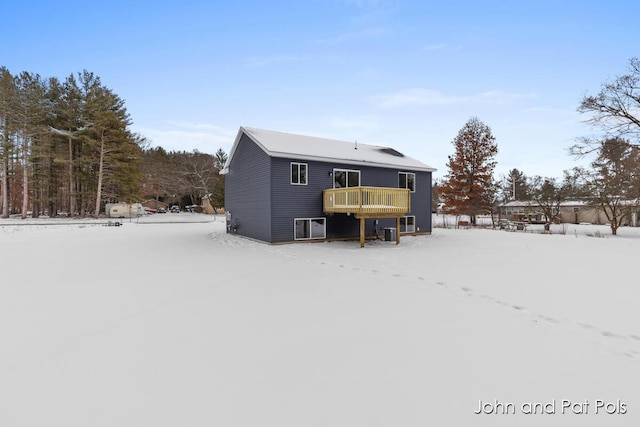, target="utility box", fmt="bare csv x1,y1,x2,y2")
384,227,396,242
